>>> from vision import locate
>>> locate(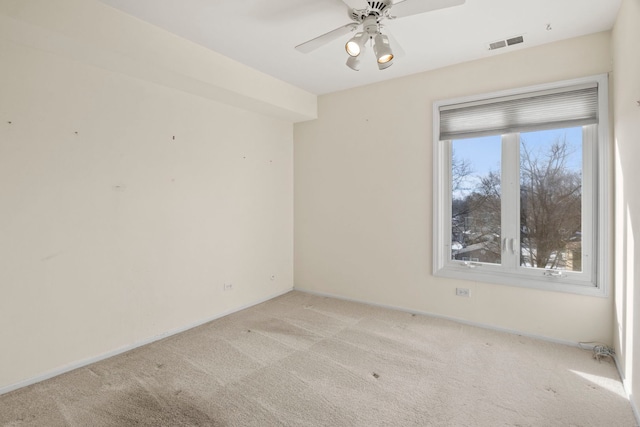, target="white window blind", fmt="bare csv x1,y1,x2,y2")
439,83,599,140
